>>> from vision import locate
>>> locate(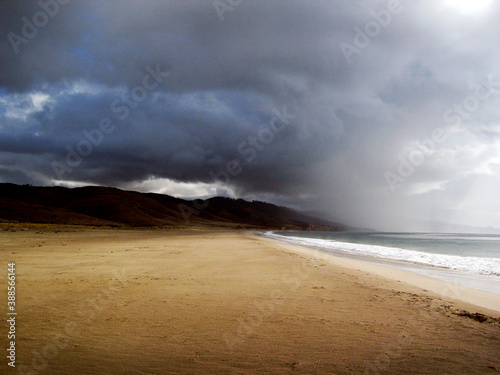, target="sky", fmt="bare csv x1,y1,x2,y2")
1,0,500,231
